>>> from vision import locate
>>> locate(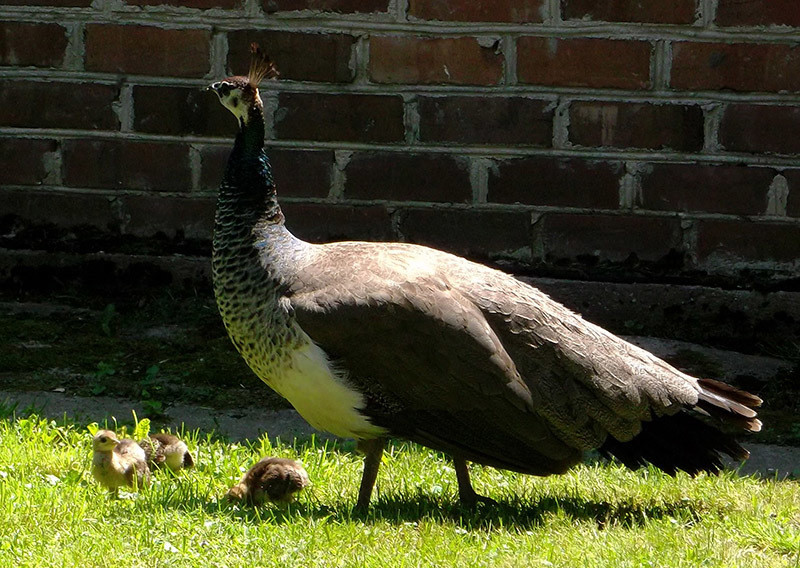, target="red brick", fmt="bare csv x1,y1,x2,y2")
275,93,404,143
418,96,553,145
133,86,233,136
199,146,333,197
719,104,800,155
85,25,211,77
671,42,800,92
0,80,119,130
697,220,800,263
0,138,58,185
408,0,544,22
370,36,504,85
130,0,240,8
398,208,531,260
562,0,697,24
282,203,393,242
263,0,389,13
63,140,192,192
488,156,621,209
518,37,651,89
228,30,356,83
640,163,775,215
0,22,67,67
783,170,800,217
716,0,800,27
344,152,470,203
569,102,704,151
121,195,215,239
0,189,116,230
539,213,683,262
